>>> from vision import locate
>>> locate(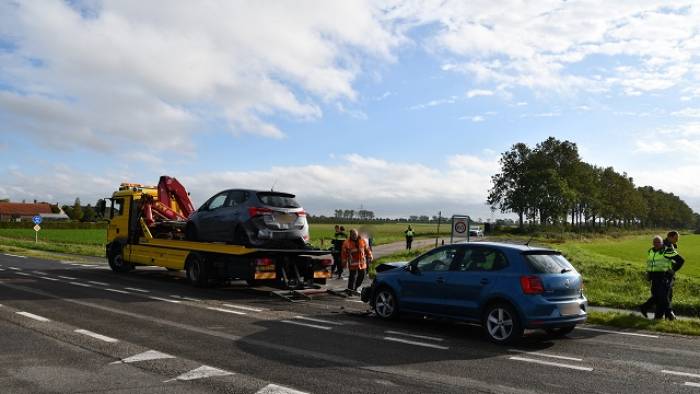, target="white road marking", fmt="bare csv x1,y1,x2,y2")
125,287,150,293
166,365,234,382
149,296,181,304
256,383,309,394
662,370,700,379
111,350,175,364
686,382,700,388
32,271,49,275
74,329,119,343
37,276,59,281
207,307,246,315
70,264,84,267
509,356,593,371
345,299,365,303
69,281,93,288
82,265,100,267
16,272,31,276
16,311,50,322
105,288,132,294
280,320,332,330
293,316,343,325
170,295,202,302
508,349,583,362
4,254,26,259
385,330,444,342
9,267,21,270
576,326,659,338
222,303,264,312
383,336,449,350
0,268,5,271
57,275,77,280
88,281,109,286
